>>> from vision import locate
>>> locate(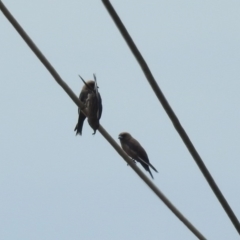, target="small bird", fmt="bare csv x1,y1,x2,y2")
74,75,102,135
118,132,158,179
